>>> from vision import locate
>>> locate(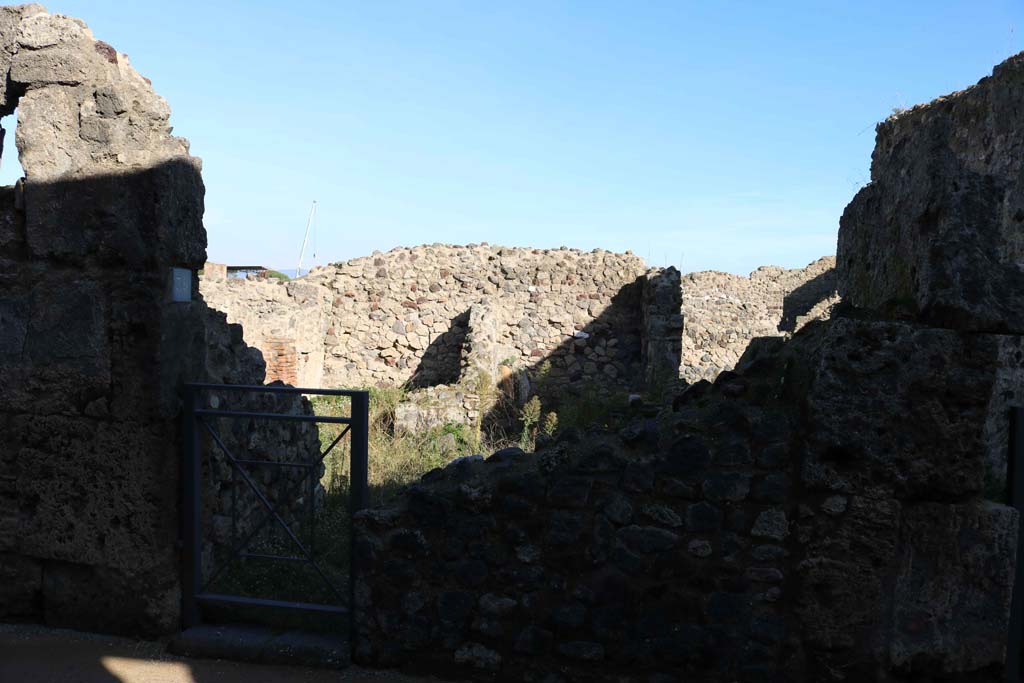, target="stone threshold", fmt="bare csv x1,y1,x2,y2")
169,624,350,669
